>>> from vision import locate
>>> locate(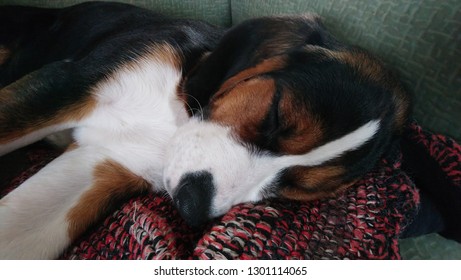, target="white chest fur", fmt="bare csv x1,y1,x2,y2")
74,57,188,189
